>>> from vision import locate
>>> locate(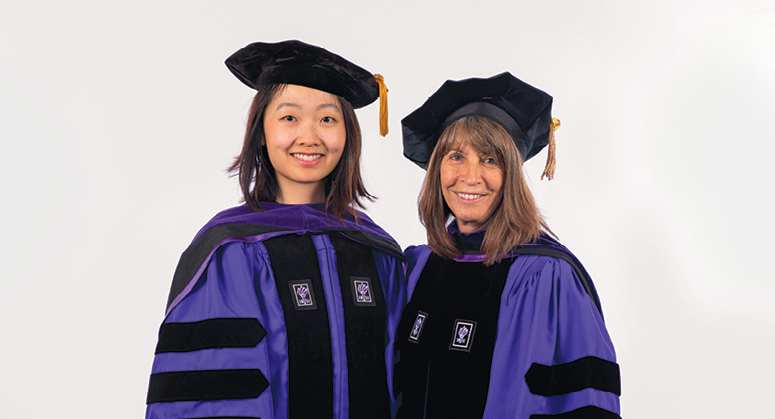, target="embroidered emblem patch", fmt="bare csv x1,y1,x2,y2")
288,280,318,311
449,319,477,352
408,311,428,343
350,276,377,307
